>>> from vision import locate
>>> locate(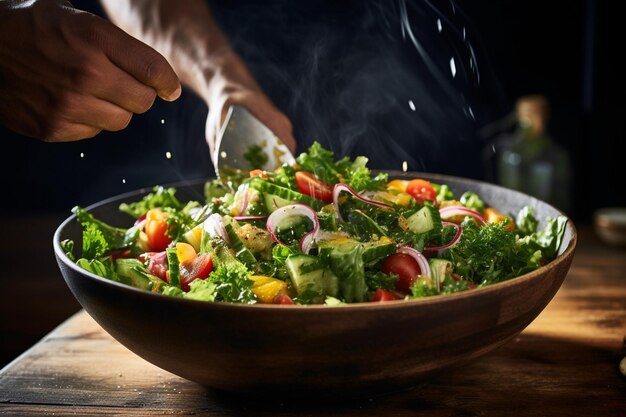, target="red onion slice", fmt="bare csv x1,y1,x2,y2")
235,183,250,215
333,183,391,222
233,215,268,222
397,246,431,279
203,213,229,243
424,221,462,251
439,205,486,225
266,204,319,254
